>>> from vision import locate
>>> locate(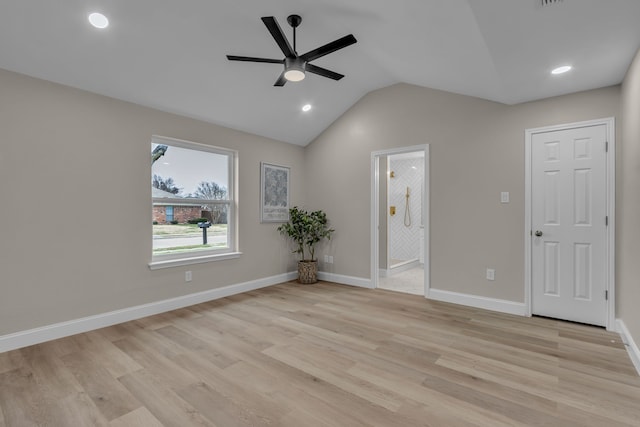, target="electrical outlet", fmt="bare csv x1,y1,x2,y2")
328,256,334,264
185,271,192,282
486,268,495,281
501,192,510,203
324,255,329,263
